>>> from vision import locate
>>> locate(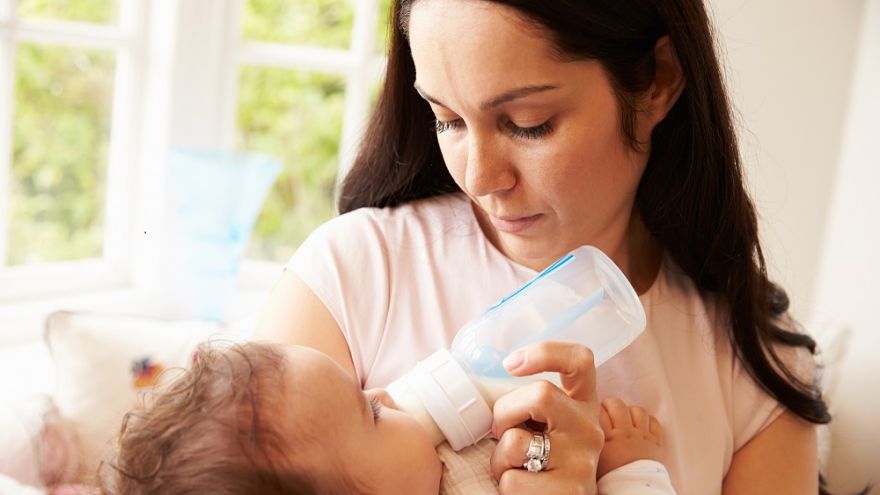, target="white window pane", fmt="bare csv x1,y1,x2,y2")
8,44,115,266
243,0,354,49
17,0,119,25
237,66,344,262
